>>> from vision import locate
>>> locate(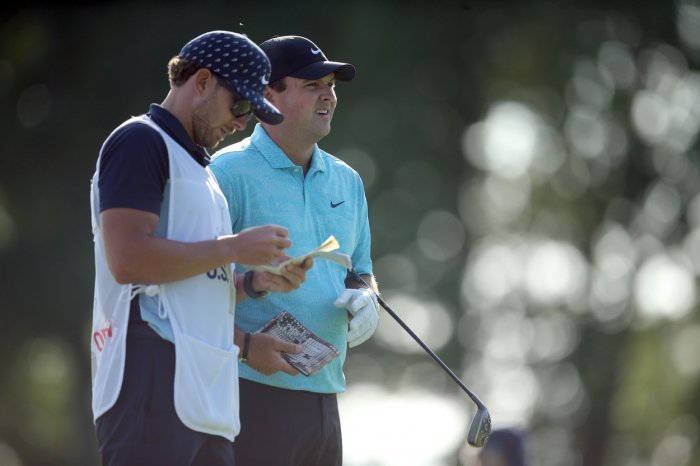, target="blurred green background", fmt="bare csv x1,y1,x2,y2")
2,0,700,465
